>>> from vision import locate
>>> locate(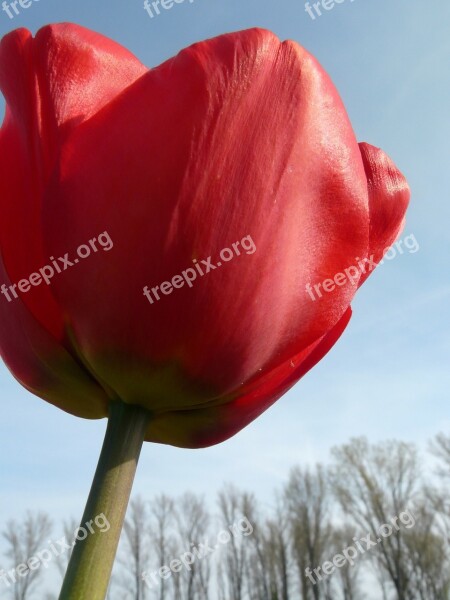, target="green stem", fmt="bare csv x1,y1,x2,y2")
58,401,151,600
